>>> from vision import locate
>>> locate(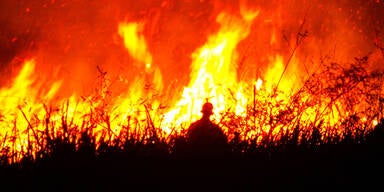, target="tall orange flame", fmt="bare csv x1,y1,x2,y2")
162,9,259,132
